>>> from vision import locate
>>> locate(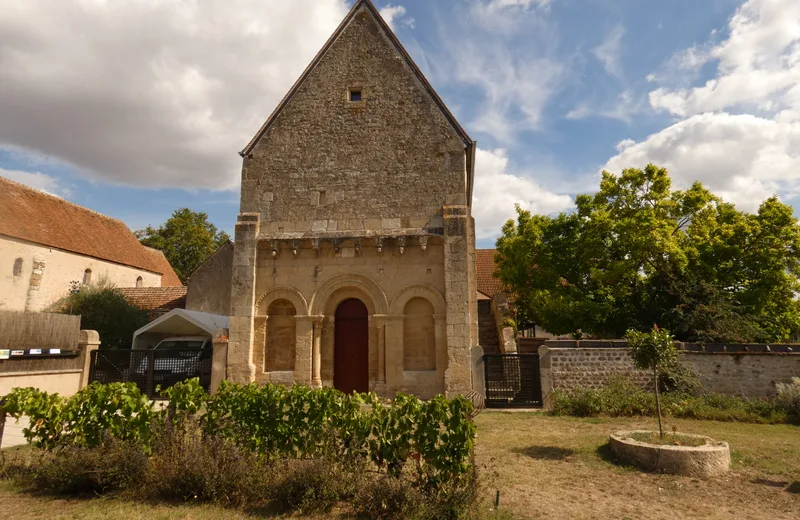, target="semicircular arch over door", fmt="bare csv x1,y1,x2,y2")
334,298,369,394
